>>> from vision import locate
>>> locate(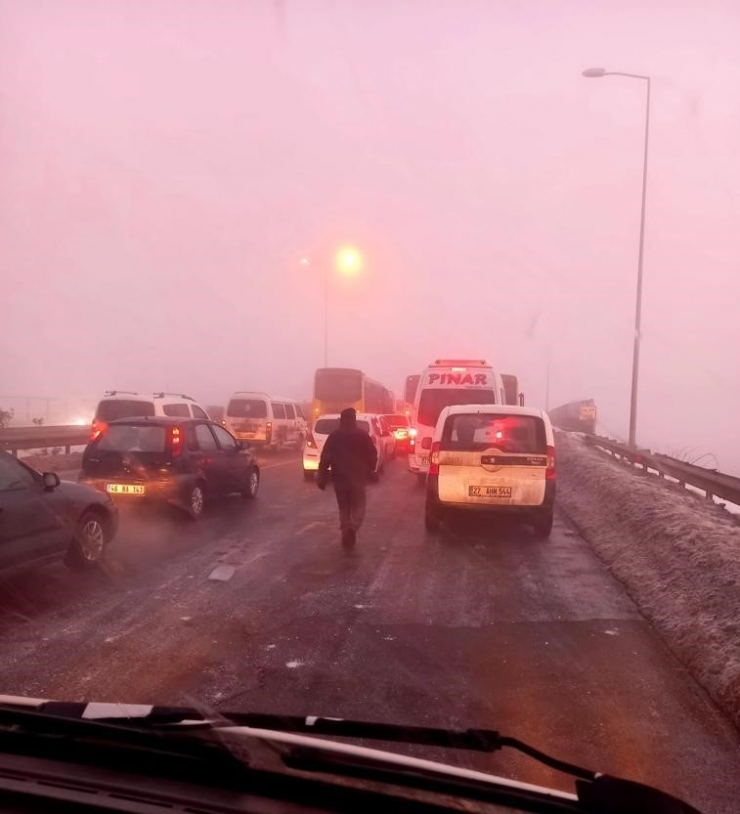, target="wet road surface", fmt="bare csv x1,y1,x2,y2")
1,452,738,812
